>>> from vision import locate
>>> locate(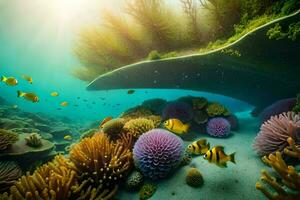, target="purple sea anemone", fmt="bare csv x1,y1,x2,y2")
259,98,296,123
206,117,231,137
253,112,300,156
162,101,193,123
133,129,184,180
